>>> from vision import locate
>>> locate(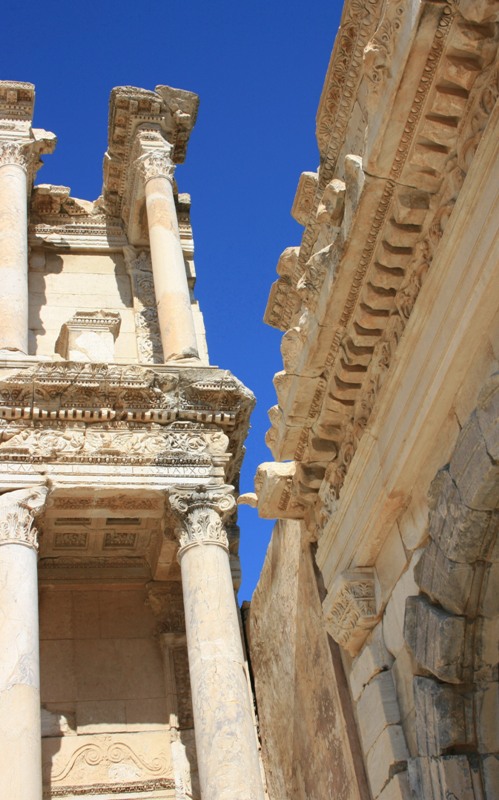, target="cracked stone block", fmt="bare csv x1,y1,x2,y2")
408,755,476,799
357,670,401,755
349,623,393,702
473,616,499,684
404,596,467,683
475,683,499,753
428,470,496,563
366,724,408,799
415,540,475,616
479,561,499,617
477,373,499,462
377,771,411,800
482,754,499,799
414,676,473,756
450,413,499,510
